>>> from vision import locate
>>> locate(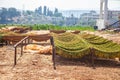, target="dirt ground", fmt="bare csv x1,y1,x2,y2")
0,31,120,80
